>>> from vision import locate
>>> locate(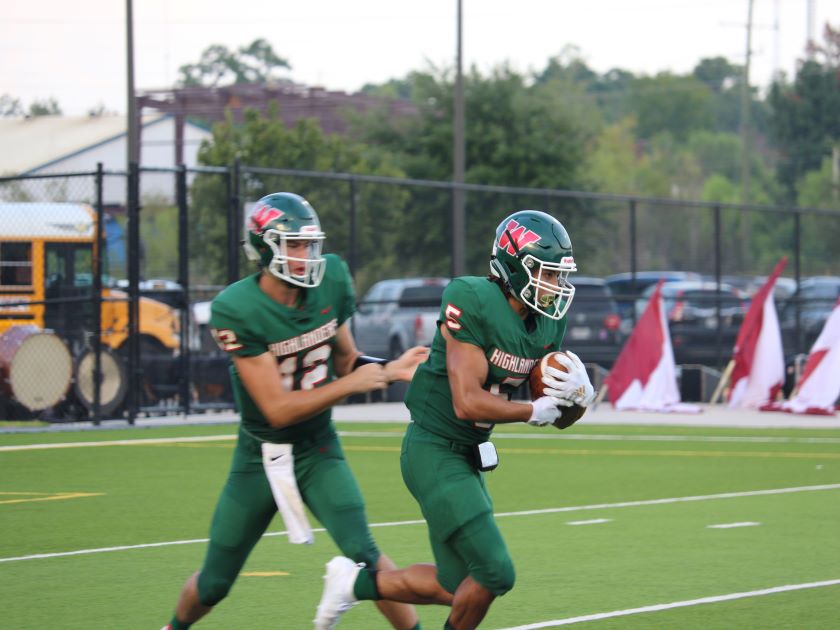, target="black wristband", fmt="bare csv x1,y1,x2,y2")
353,355,389,370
